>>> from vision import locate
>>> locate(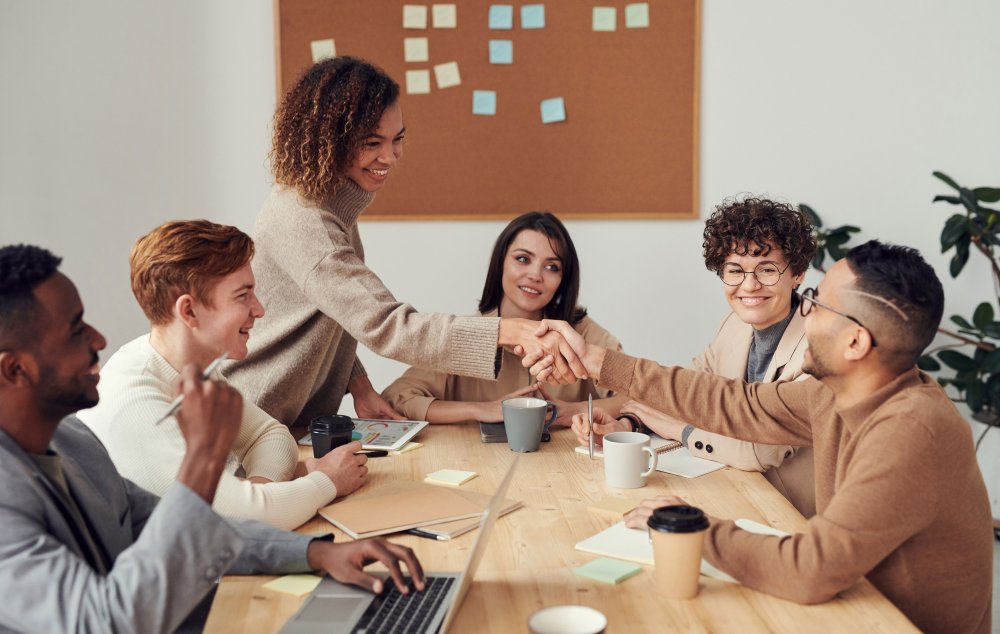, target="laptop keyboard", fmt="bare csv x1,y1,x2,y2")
352,576,455,634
